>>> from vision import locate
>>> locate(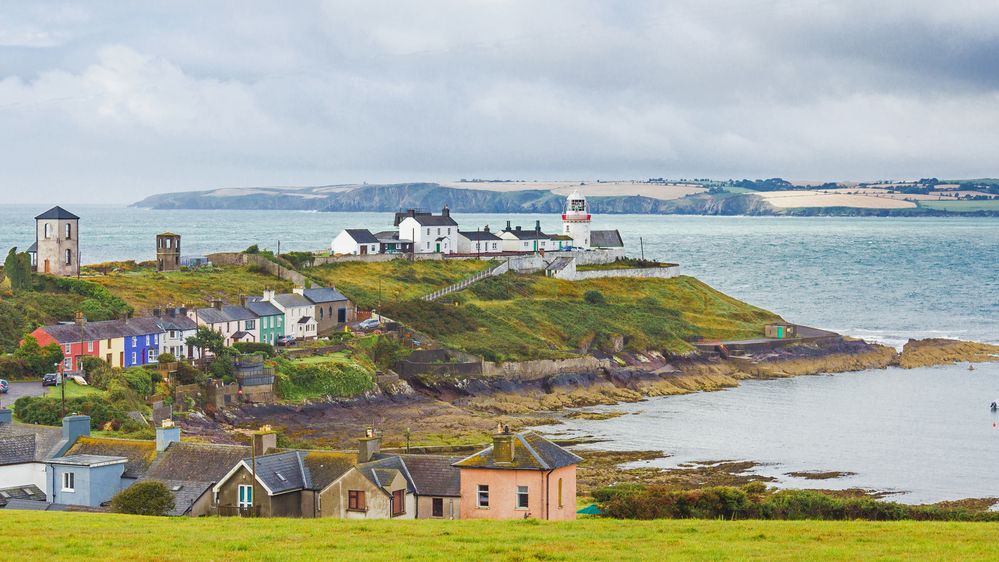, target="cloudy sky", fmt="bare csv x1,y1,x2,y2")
1,1,998,204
